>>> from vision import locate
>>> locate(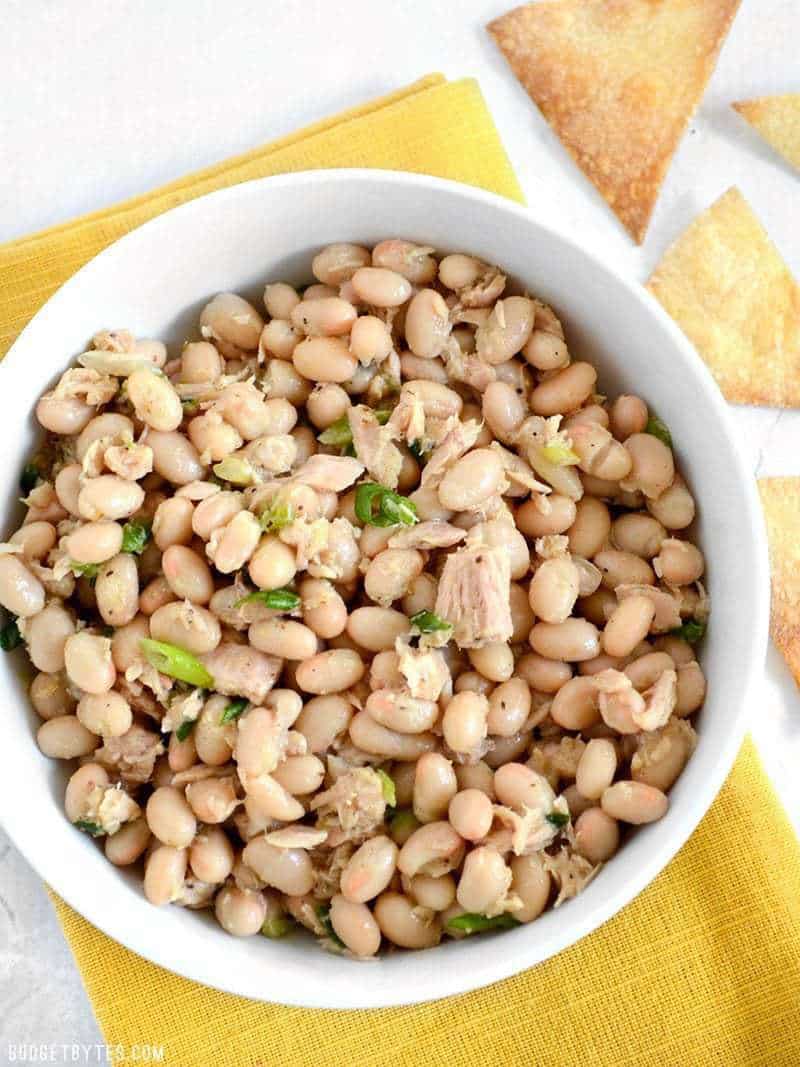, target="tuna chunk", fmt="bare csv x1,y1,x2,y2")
386,388,426,446
53,367,118,406
435,543,512,648
443,343,497,391
93,724,164,785
388,520,466,550
202,643,282,703
396,637,451,701
281,516,359,581
292,454,365,492
83,784,141,835
542,847,598,907
633,668,678,732
349,405,403,489
311,767,386,846
421,418,482,490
